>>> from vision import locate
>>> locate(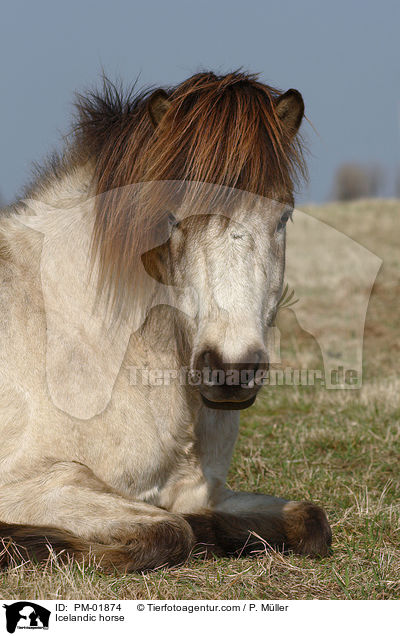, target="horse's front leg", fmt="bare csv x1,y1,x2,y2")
185,490,332,558
187,408,331,557
0,460,195,571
